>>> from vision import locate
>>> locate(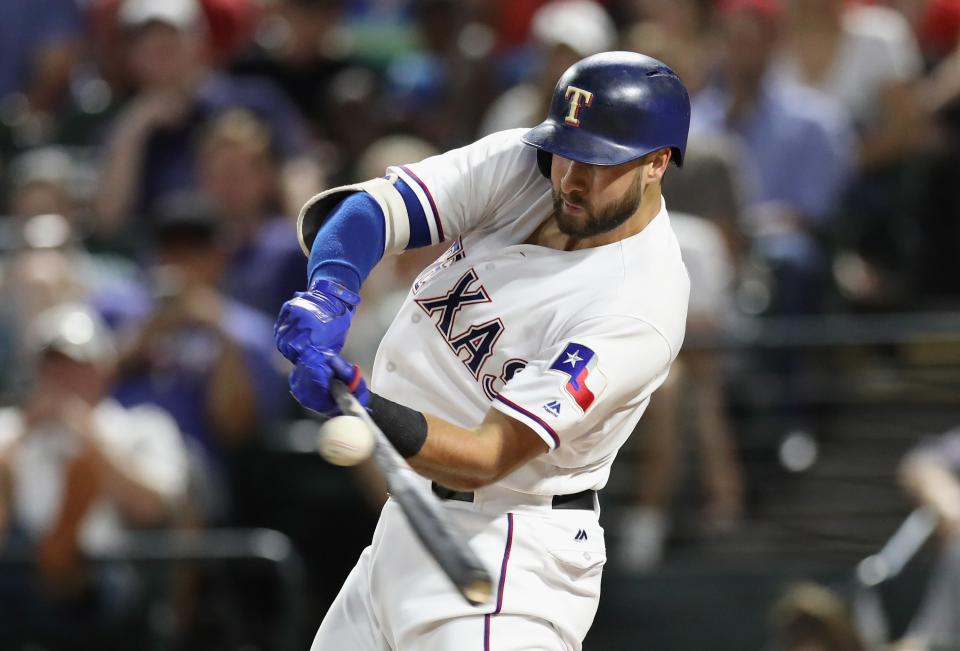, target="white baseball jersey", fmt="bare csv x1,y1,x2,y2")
300,129,690,651
302,128,689,496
